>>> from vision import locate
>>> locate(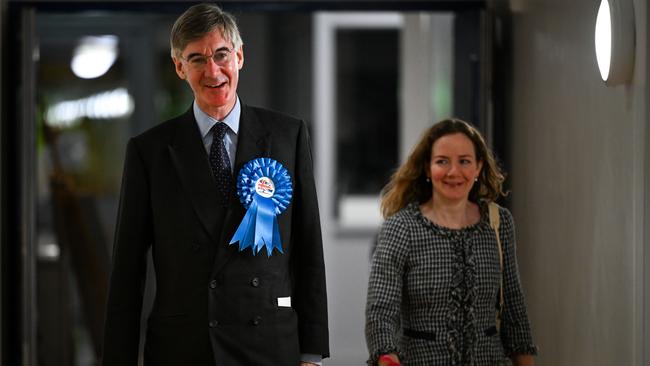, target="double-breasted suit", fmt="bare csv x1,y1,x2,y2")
102,104,329,365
